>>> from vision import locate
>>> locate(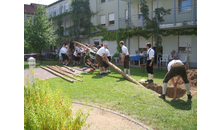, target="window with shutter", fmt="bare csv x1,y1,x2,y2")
125,10,128,20
138,4,142,19
54,8,56,16
66,3,68,12
108,13,115,25
179,0,192,13
101,15,106,26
